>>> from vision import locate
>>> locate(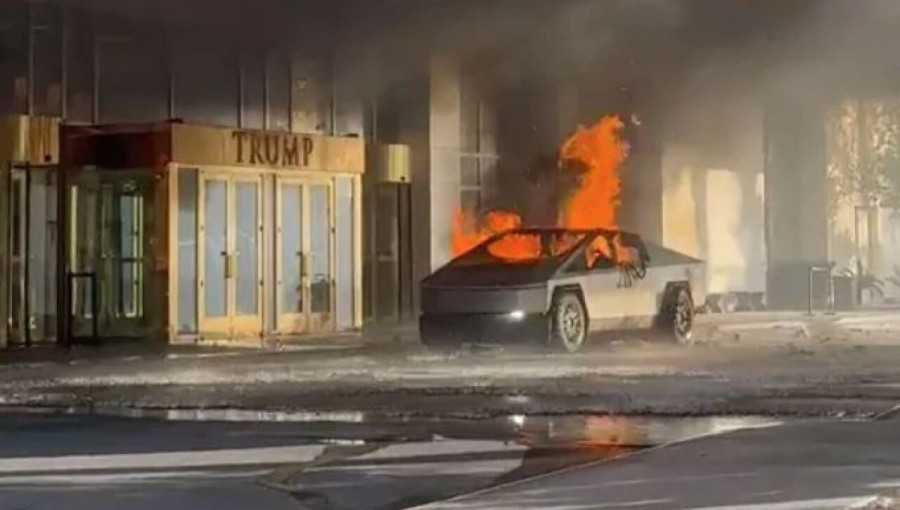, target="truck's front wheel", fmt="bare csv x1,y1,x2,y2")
550,291,588,353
